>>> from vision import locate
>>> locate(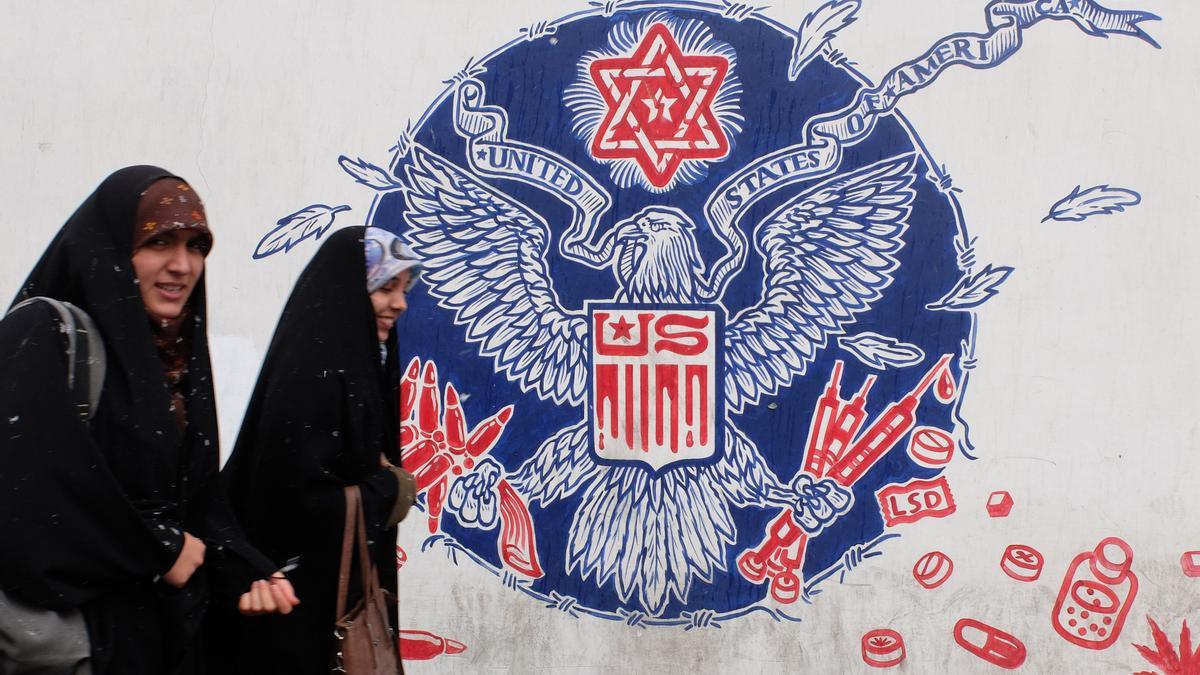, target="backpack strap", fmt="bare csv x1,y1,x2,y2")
8,297,106,422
